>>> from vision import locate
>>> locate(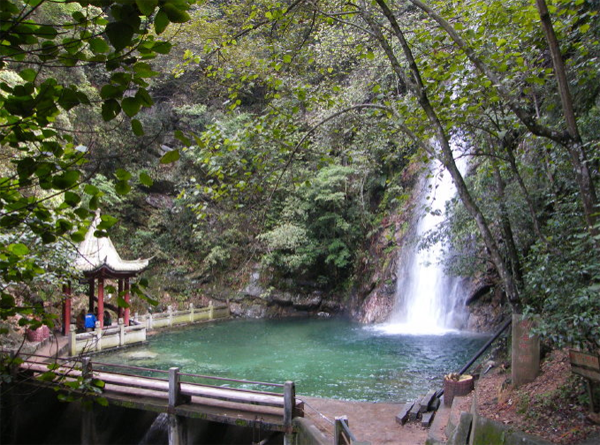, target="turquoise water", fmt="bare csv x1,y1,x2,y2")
97,318,488,402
